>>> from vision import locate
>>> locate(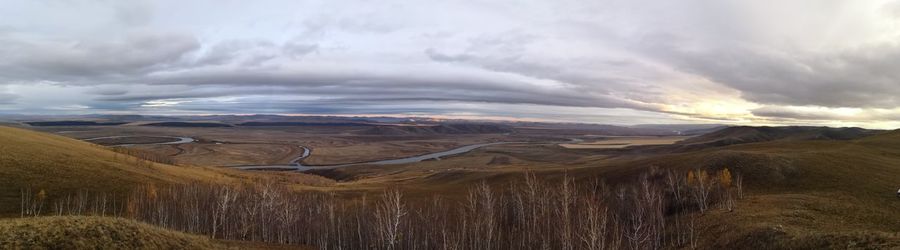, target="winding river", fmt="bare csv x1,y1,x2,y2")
81,135,514,172
232,142,514,172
